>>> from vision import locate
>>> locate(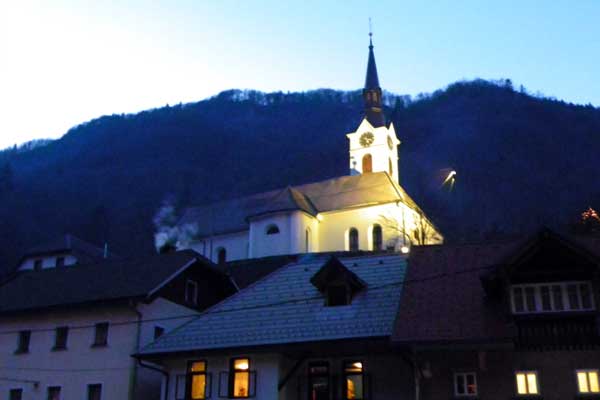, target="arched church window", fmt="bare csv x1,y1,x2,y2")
217,247,226,264
389,158,393,176
372,224,383,251
349,228,359,252
362,154,373,173
305,227,312,252
266,224,280,235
